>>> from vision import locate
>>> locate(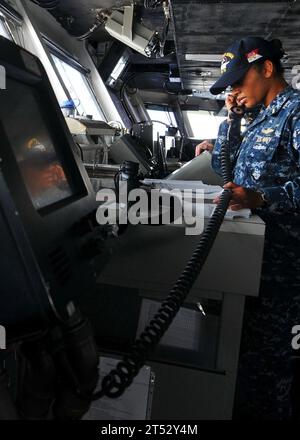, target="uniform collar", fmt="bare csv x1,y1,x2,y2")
245,85,293,130
263,85,293,117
